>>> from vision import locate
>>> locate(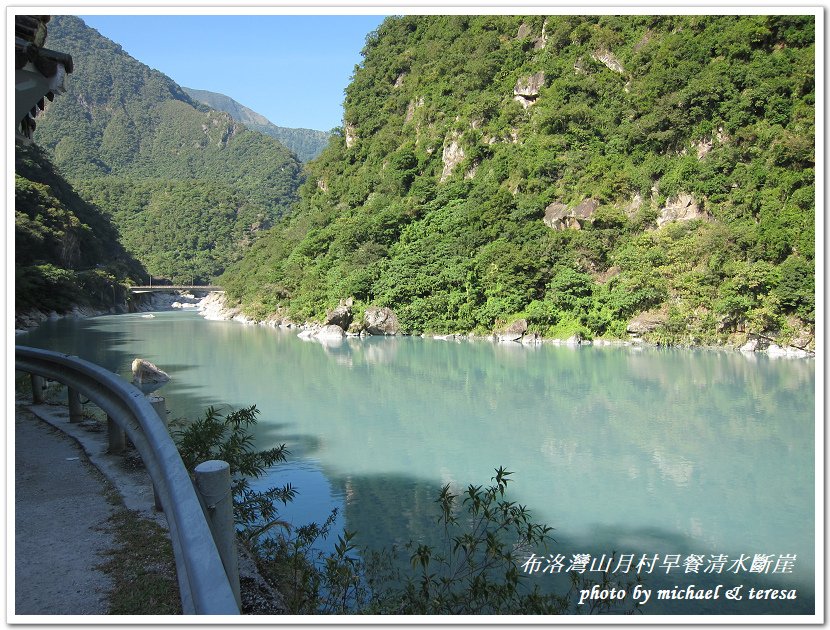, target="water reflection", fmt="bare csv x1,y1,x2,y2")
18,312,815,614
